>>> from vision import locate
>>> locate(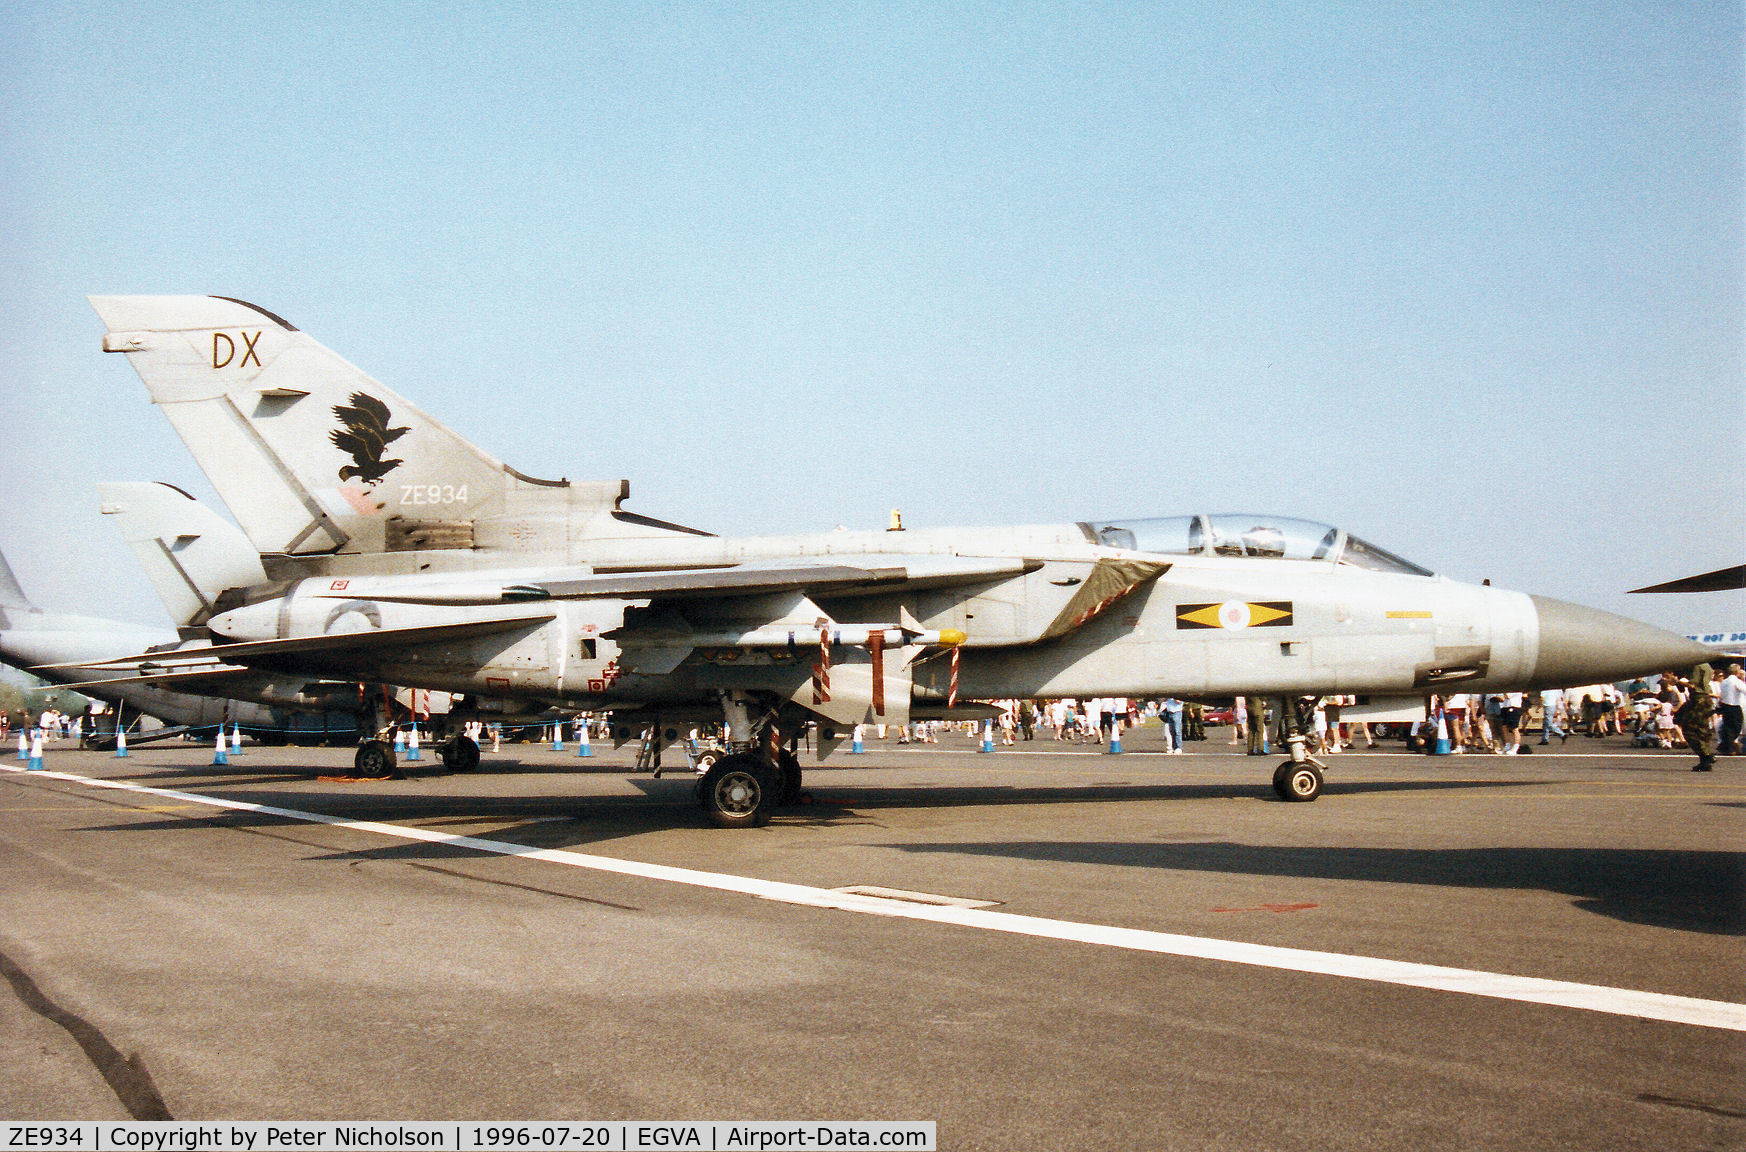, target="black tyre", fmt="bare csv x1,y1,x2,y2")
354,740,400,779
441,736,481,772
700,753,774,828
775,750,803,806
1272,761,1323,802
